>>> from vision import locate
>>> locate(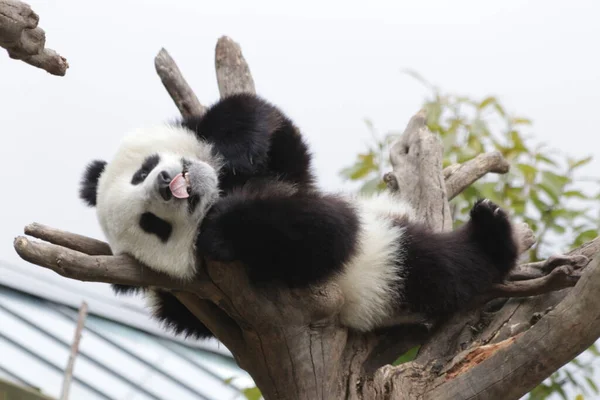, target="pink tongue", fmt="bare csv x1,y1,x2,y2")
169,173,189,199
